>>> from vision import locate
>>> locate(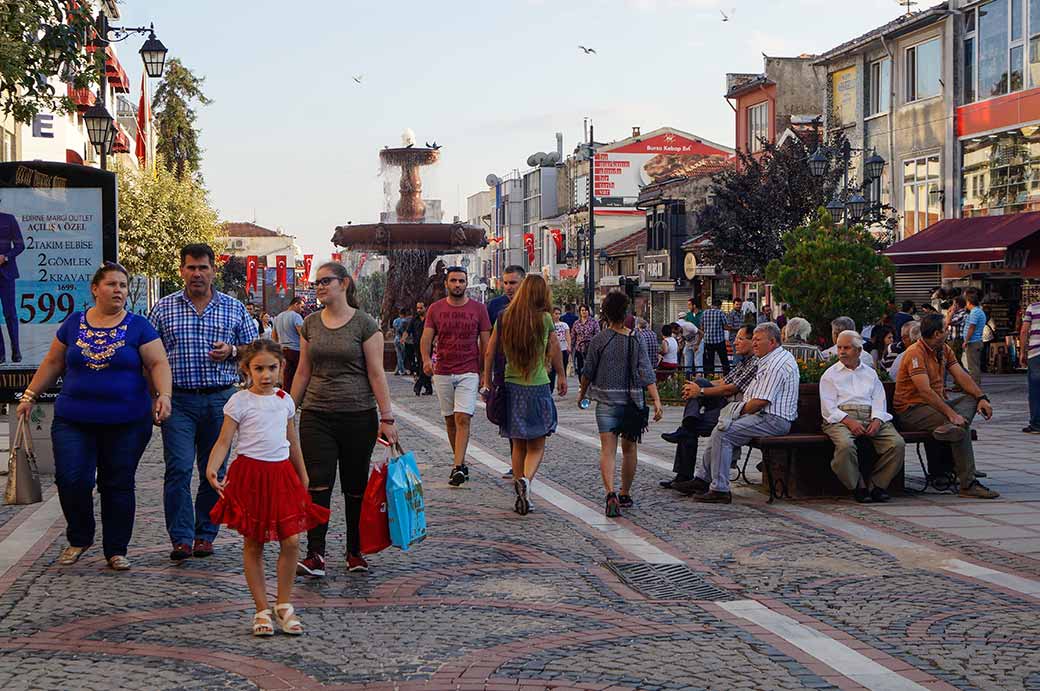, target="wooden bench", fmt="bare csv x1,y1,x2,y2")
739,384,979,503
